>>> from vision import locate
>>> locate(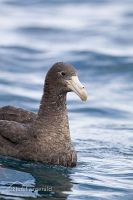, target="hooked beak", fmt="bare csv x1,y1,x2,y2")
66,76,88,101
